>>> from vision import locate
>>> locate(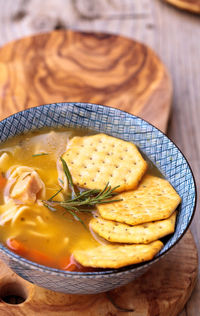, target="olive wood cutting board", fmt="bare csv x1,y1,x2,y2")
0,30,172,131
0,30,197,316
164,0,200,13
